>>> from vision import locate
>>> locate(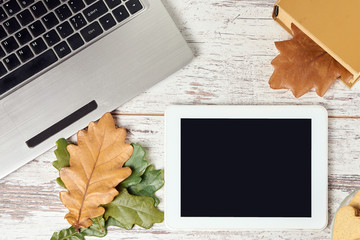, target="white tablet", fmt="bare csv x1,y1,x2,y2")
165,105,328,231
